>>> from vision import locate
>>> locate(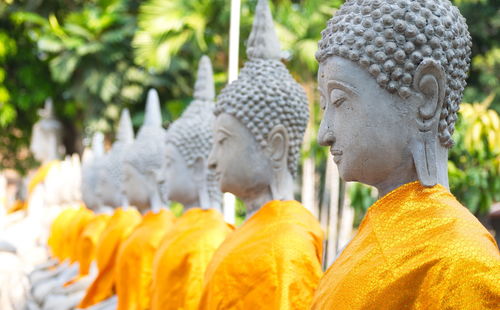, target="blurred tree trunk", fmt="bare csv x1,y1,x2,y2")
338,182,354,252
61,118,83,156
301,82,318,217
320,153,342,270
